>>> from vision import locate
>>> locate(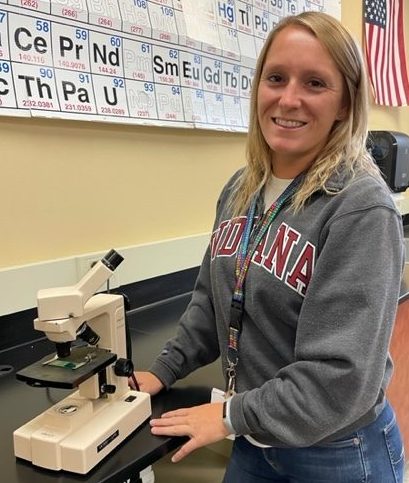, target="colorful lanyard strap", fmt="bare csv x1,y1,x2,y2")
225,174,304,395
